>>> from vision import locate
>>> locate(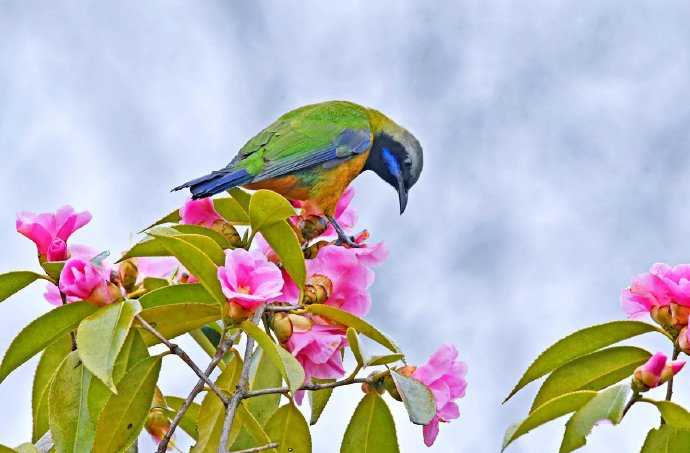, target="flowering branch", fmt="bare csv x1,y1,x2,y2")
242,376,373,399
218,306,266,453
